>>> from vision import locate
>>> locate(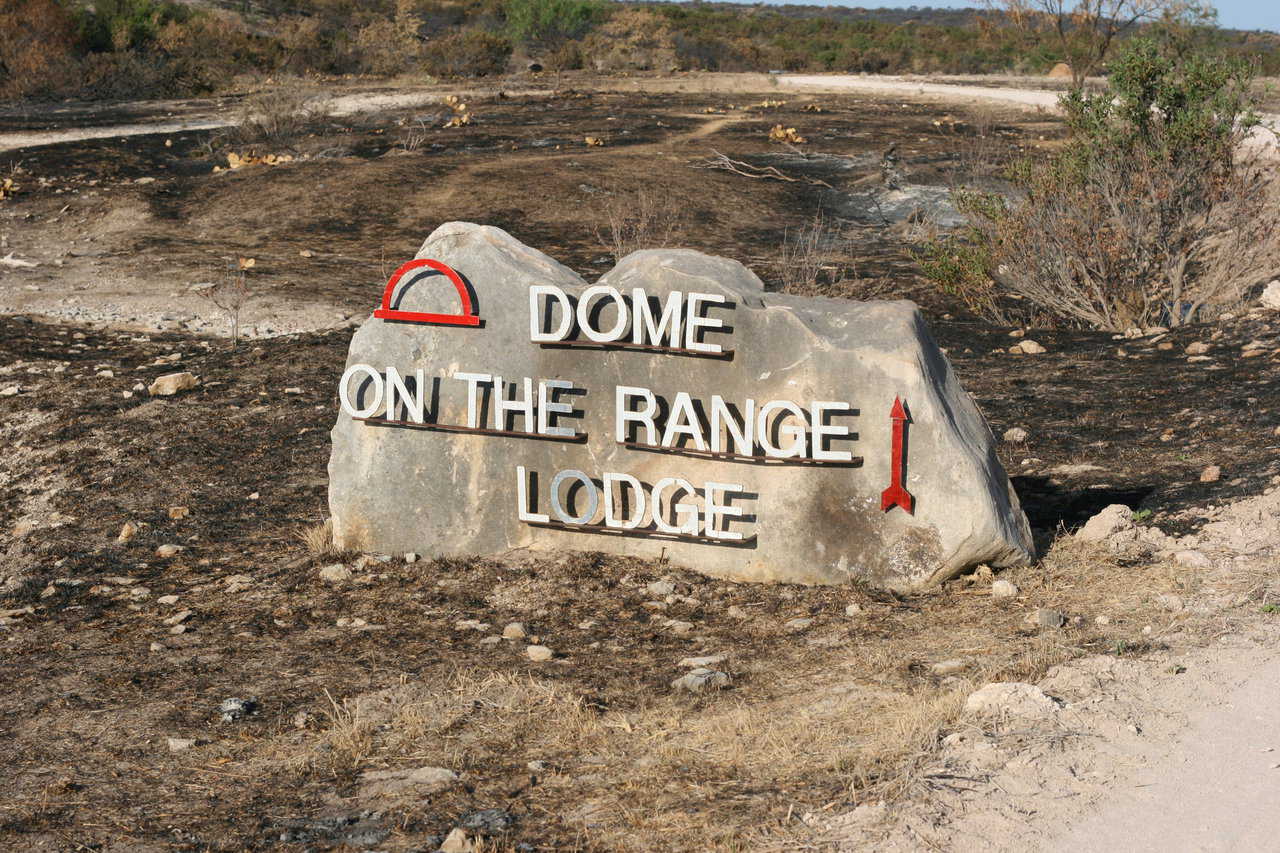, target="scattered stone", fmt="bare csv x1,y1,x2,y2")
845,602,862,615
1033,608,1066,628
677,654,727,668
0,385,20,397
784,617,814,631
525,644,554,661
1174,550,1213,569
1076,504,1135,543
672,667,730,693
931,659,966,676
1200,465,1222,483
455,618,490,631
223,574,253,593
1095,614,1111,625
117,521,139,543
502,622,527,640
459,808,515,834
1010,339,1046,355
646,580,676,597
1156,593,1185,612
319,563,352,583
527,760,548,772
404,552,419,563
168,506,190,520
157,594,179,605
219,697,257,722
148,372,198,396
965,682,1060,717
1259,280,1280,310
163,609,193,626
155,544,184,558
439,828,473,853
726,605,748,619
991,579,1020,599
358,766,458,798
1003,427,1029,443
665,619,694,634
167,737,196,753
1185,341,1211,355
